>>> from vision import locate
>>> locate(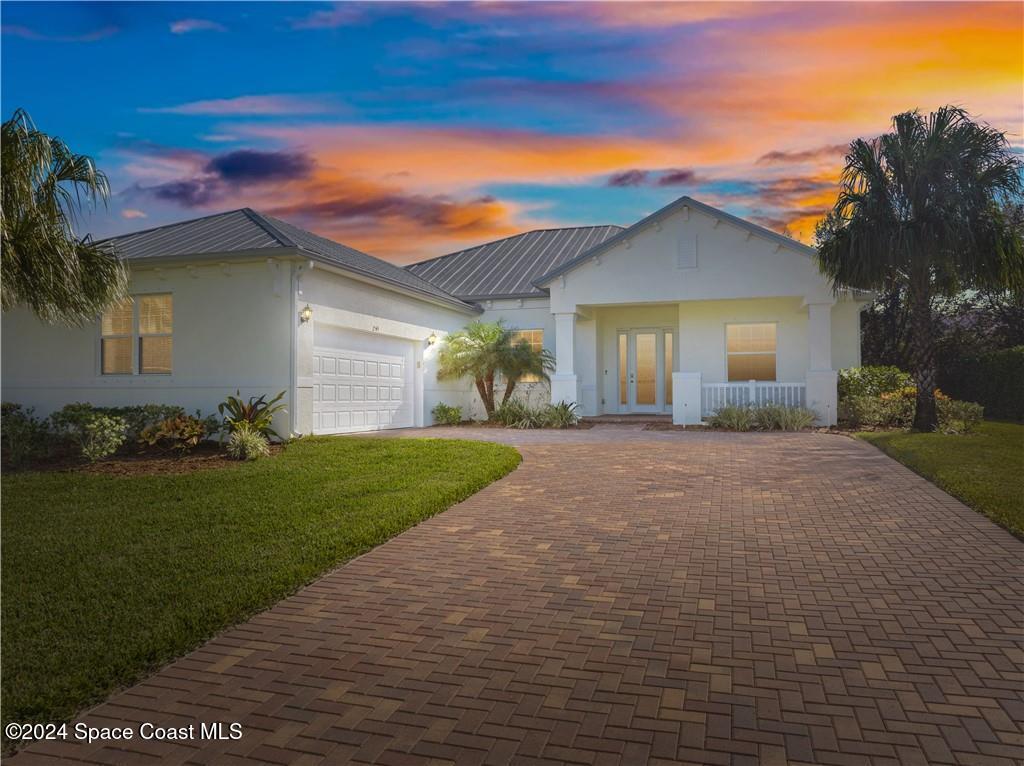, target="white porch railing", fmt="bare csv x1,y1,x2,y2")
701,381,806,417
